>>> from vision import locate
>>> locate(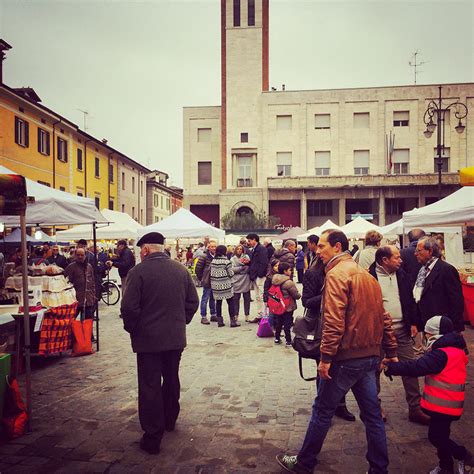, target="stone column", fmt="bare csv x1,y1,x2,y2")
378,190,386,227
300,190,307,229
338,197,346,226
